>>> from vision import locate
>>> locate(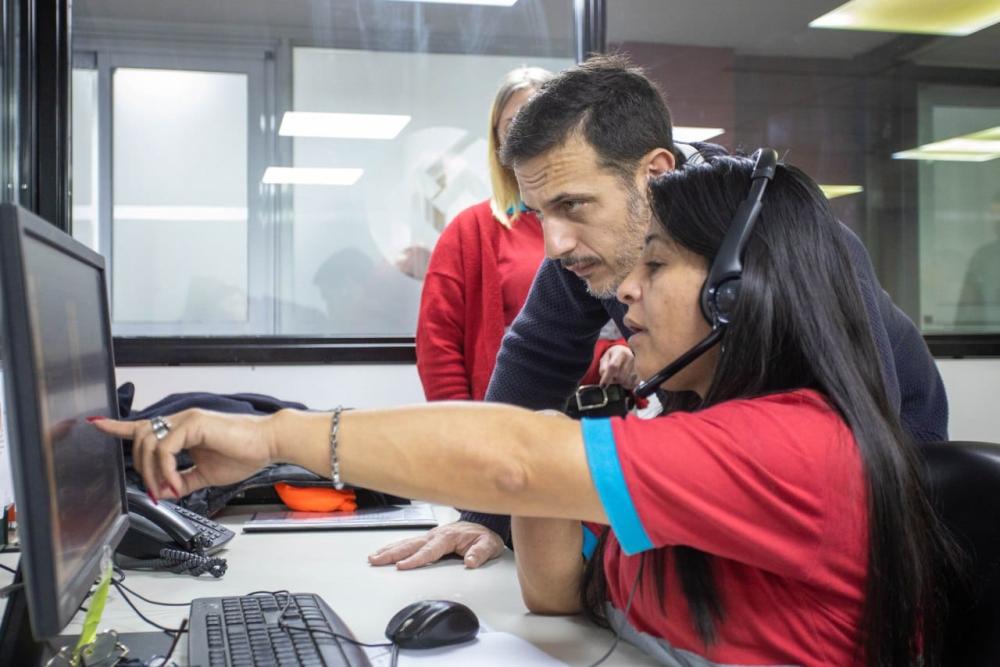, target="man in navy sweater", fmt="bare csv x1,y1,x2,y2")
369,55,948,571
